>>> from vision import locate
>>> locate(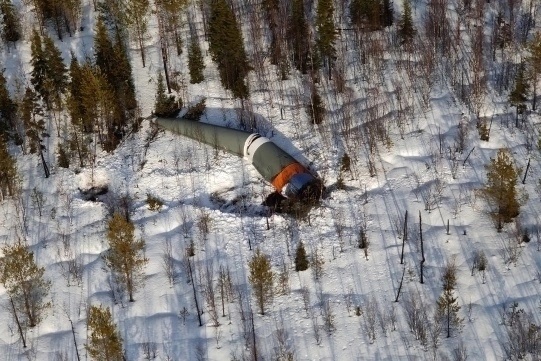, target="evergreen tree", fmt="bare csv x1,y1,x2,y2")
57,143,70,168
482,149,520,230
98,0,128,34
125,0,150,67
42,34,68,110
61,0,82,37
527,32,541,111
154,72,181,117
436,289,462,338
0,135,18,200
350,0,384,31
67,55,85,130
0,69,17,138
0,242,51,327
294,241,309,271
78,63,104,133
208,0,250,99
29,31,68,110
20,87,44,155
288,0,310,73
77,63,117,147
95,18,115,75
85,305,124,361
509,62,529,123
183,98,206,121
382,0,394,27
188,36,205,84
30,29,48,104
19,86,49,177
94,17,137,150
435,259,461,338
337,152,351,188
103,213,148,302
29,0,81,39
248,249,274,315
316,0,337,79
307,87,325,125
340,153,351,173
262,0,280,63
155,0,187,55
0,0,21,44
398,0,415,47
